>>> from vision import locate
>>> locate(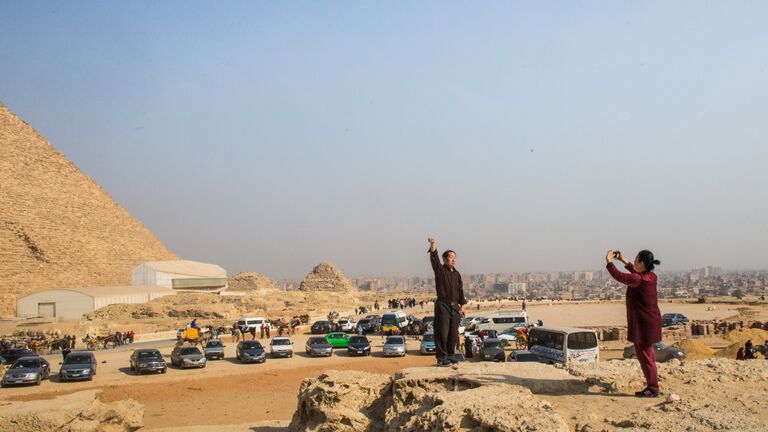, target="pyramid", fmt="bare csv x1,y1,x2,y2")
226,272,277,292
0,102,178,316
299,261,356,292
